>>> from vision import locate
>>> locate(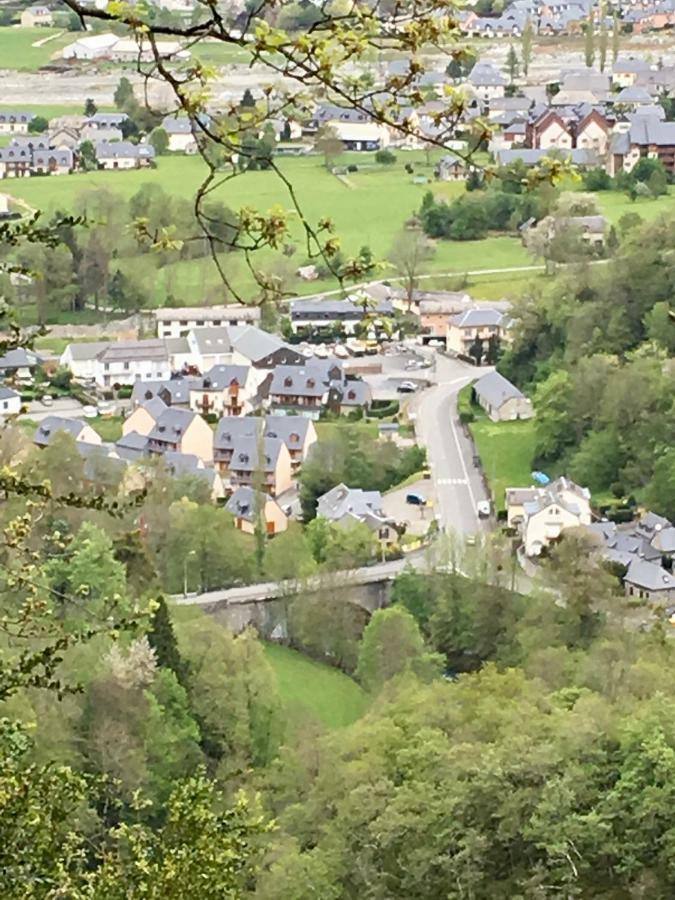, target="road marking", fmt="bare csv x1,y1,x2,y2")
437,477,468,485
447,392,479,523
